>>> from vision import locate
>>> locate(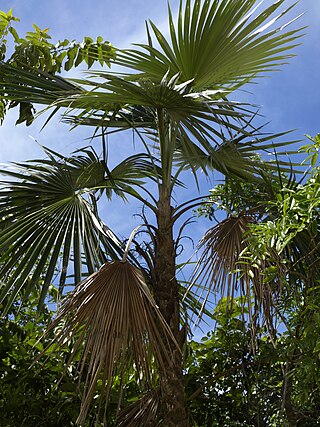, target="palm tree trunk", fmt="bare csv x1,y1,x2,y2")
153,187,189,427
